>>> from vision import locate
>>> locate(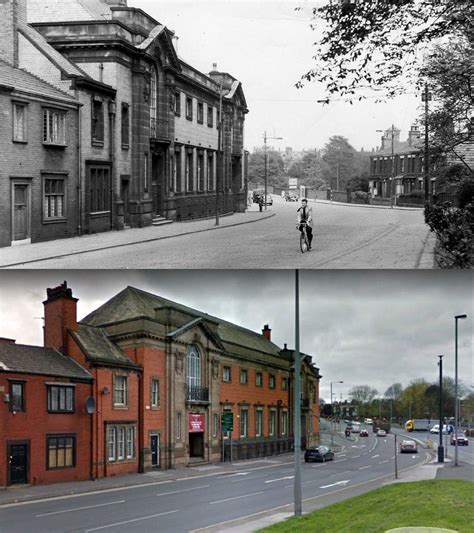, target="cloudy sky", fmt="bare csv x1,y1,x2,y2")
133,0,422,152
1,270,472,402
